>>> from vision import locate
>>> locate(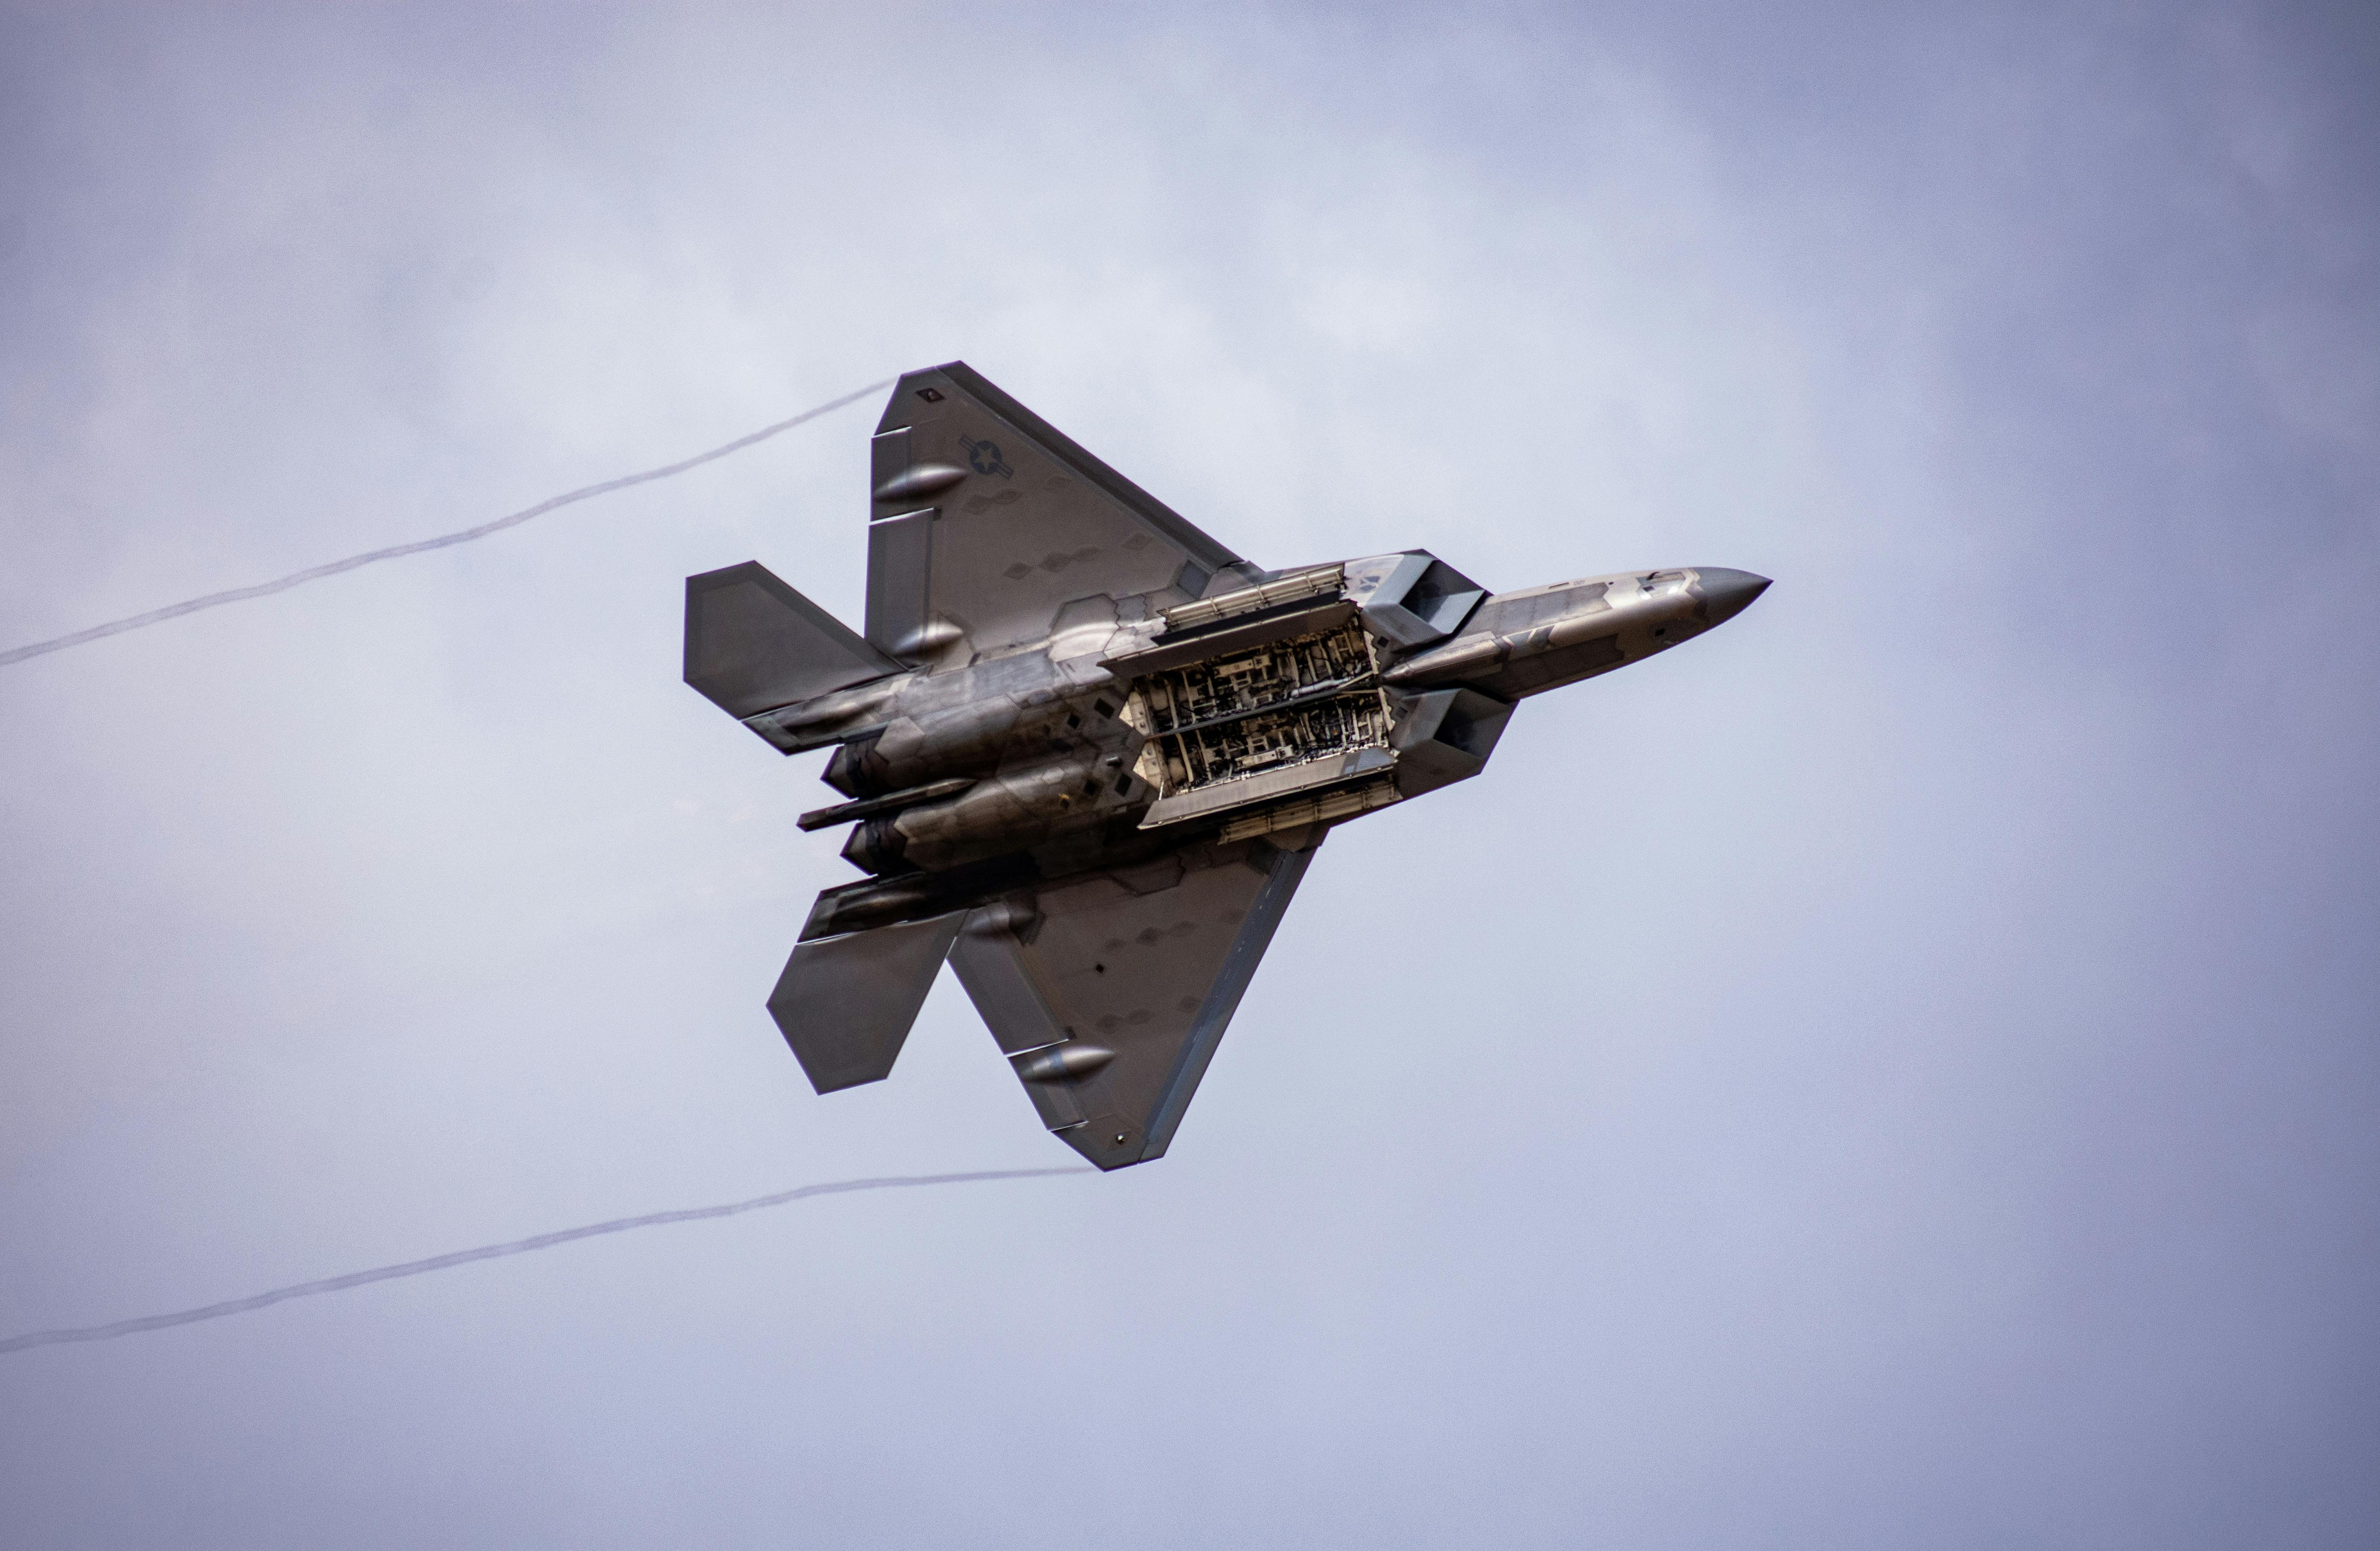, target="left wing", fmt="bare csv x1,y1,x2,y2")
865,362,1252,661
947,838,1319,1170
